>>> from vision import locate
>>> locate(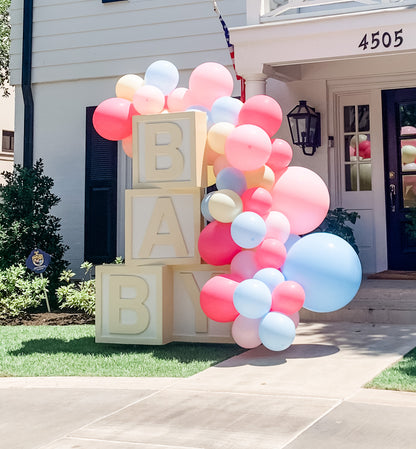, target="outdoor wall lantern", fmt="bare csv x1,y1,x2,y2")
287,100,321,156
